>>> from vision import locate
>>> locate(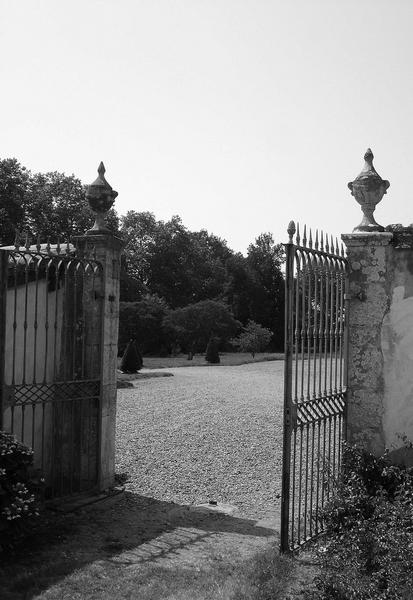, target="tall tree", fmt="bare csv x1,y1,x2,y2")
120,212,232,306
24,171,118,241
0,159,28,244
247,233,285,350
